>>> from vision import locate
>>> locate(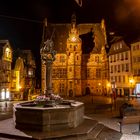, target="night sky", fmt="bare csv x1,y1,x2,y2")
0,0,140,78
